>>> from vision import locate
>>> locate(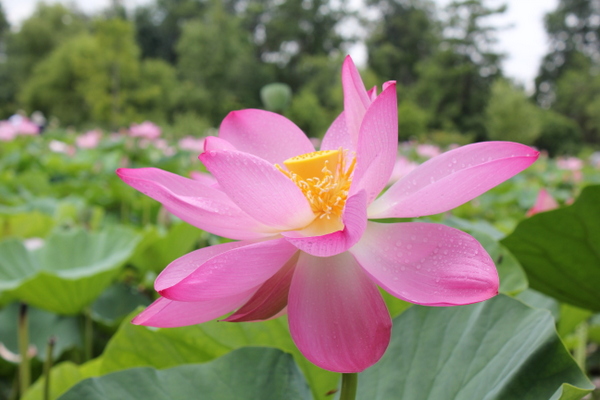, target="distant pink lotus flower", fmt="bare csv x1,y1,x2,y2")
416,143,441,159
556,156,583,182
178,136,206,153
49,140,75,156
388,155,419,185
526,189,559,217
76,130,102,149
0,122,16,141
129,121,161,139
117,56,539,373
14,117,40,135
556,156,583,171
